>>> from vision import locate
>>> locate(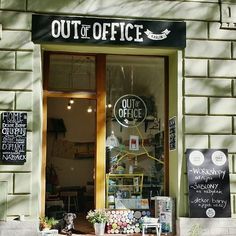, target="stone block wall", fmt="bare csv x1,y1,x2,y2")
1,1,236,232
0,2,36,221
